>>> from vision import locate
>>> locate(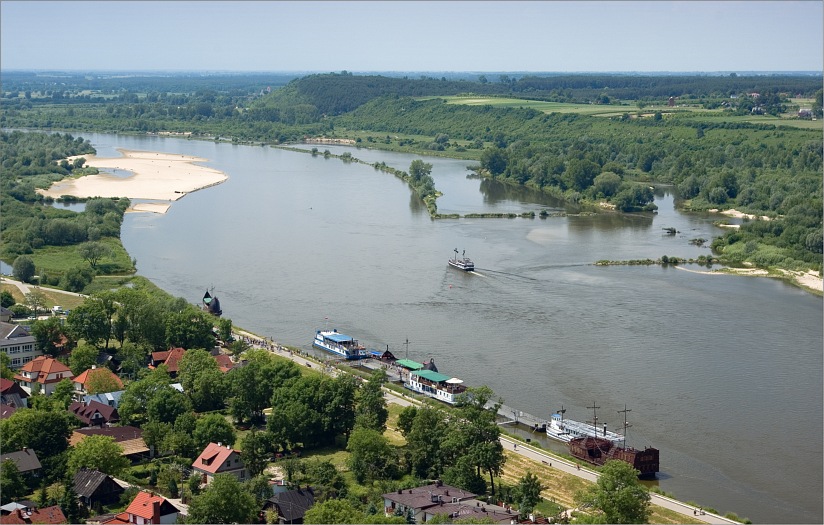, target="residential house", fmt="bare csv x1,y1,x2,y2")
798,108,813,118
191,442,246,485
0,323,39,371
0,449,42,480
13,356,73,395
149,348,185,377
421,501,518,523
68,400,120,427
1,378,29,409
262,487,315,524
101,491,179,525
212,353,236,373
0,307,13,323
0,505,66,524
82,390,125,409
71,427,150,461
73,468,125,509
73,367,124,398
382,482,477,523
